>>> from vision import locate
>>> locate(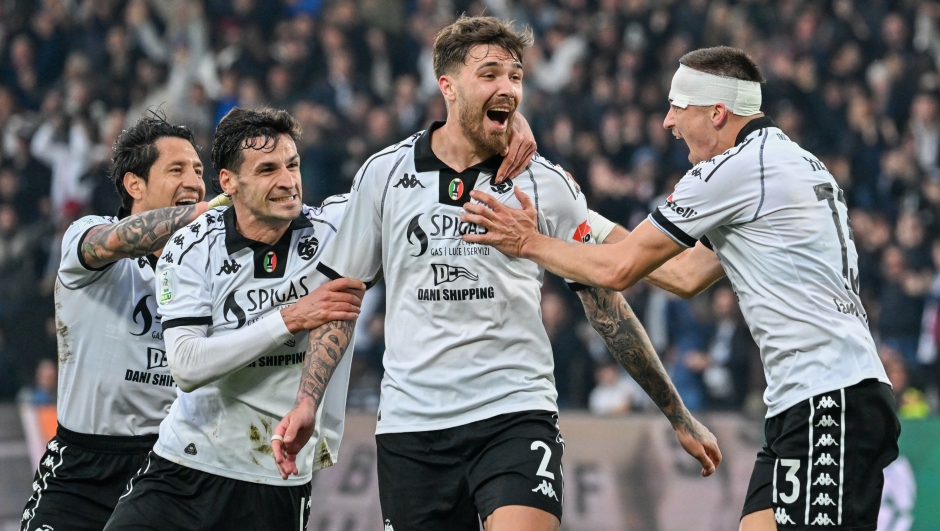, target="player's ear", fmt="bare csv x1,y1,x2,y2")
711,103,729,127
439,75,457,103
218,168,237,197
123,172,145,203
